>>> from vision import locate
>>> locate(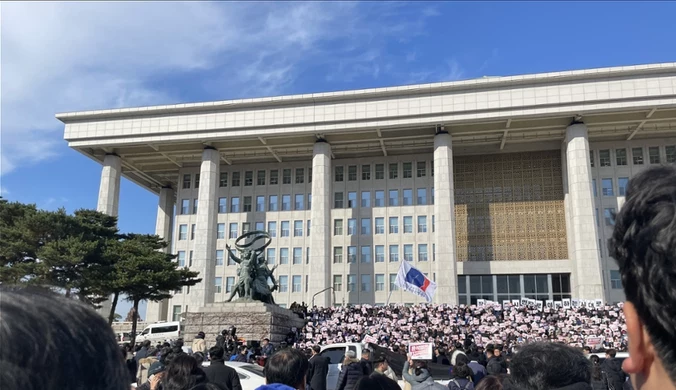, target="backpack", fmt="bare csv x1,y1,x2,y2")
449,379,471,390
